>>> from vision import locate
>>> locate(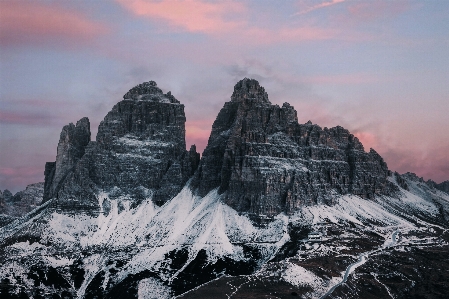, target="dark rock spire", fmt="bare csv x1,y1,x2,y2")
192,78,396,217
42,81,199,213
231,78,270,104
43,117,91,202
